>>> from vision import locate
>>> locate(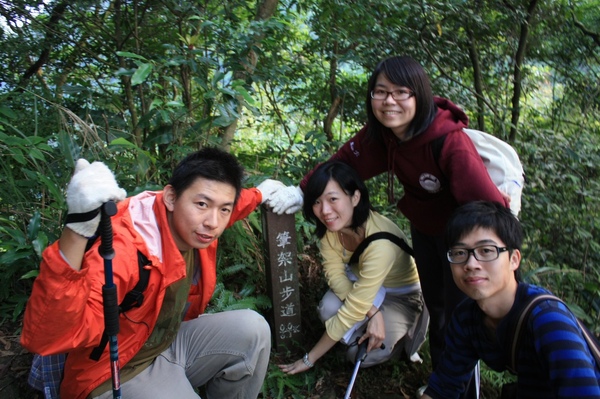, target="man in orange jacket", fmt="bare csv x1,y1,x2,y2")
21,147,289,399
